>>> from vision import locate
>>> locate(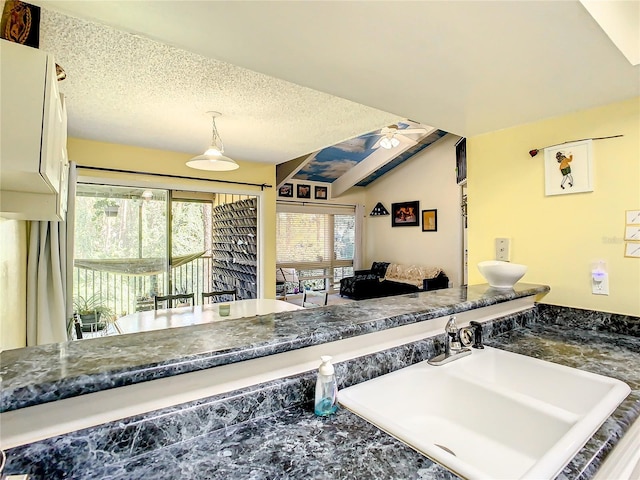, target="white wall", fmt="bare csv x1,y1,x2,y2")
0,218,27,350
363,134,463,286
